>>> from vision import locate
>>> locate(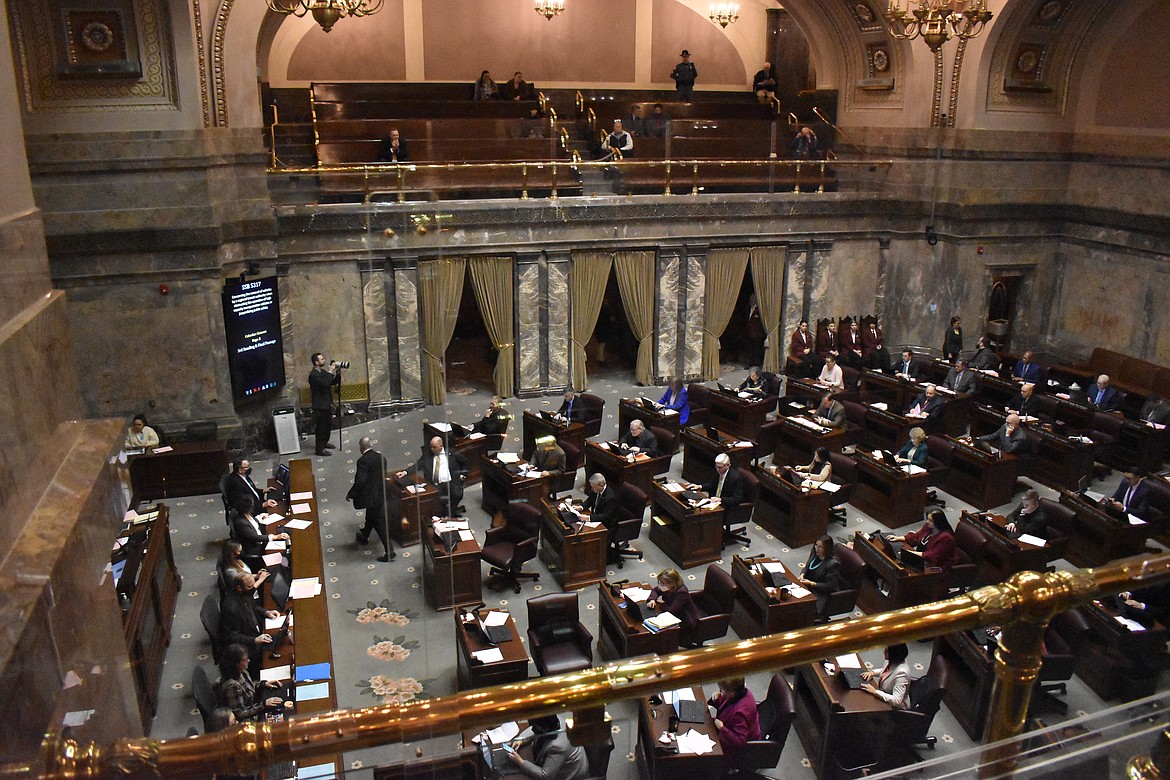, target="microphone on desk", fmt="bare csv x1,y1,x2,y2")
608,578,629,596
743,553,766,563
460,601,487,622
